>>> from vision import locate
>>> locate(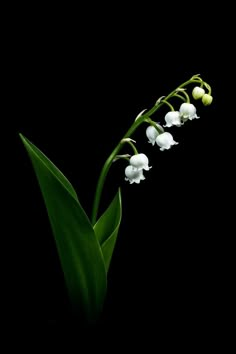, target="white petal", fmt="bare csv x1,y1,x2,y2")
125,165,146,184
164,111,181,127
156,132,178,150
180,103,197,122
146,125,160,145
146,125,159,145
130,153,151,171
